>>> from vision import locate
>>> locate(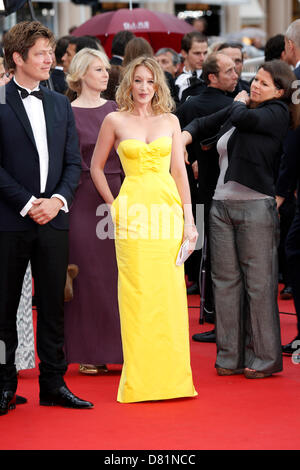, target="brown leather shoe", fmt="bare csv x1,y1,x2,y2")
216,367,244,376
64,264,79,302
244,368,272,379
